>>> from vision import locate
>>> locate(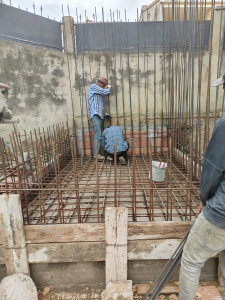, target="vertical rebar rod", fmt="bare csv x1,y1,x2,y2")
137,8,141,155
0,139,8,194
56,145,64,223
132,143,137,221
95,140,100,223
71,140,81,222
114,140,118,207
149,140,154,221
35,141,45,224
